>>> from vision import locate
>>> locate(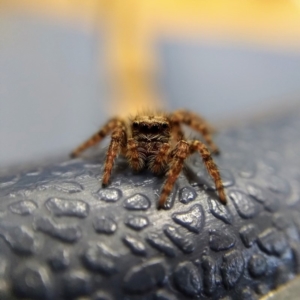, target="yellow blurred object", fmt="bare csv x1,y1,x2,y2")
2,0,300,116
103,0,162,116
